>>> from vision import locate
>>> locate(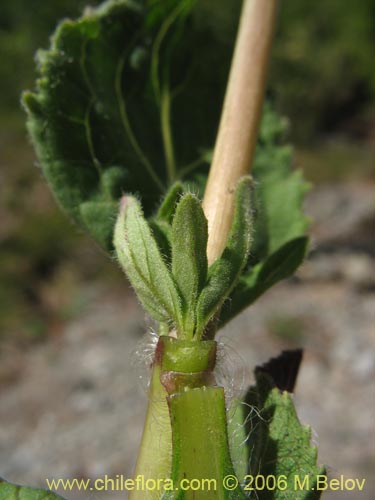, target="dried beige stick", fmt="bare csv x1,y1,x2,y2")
203,0,278,264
